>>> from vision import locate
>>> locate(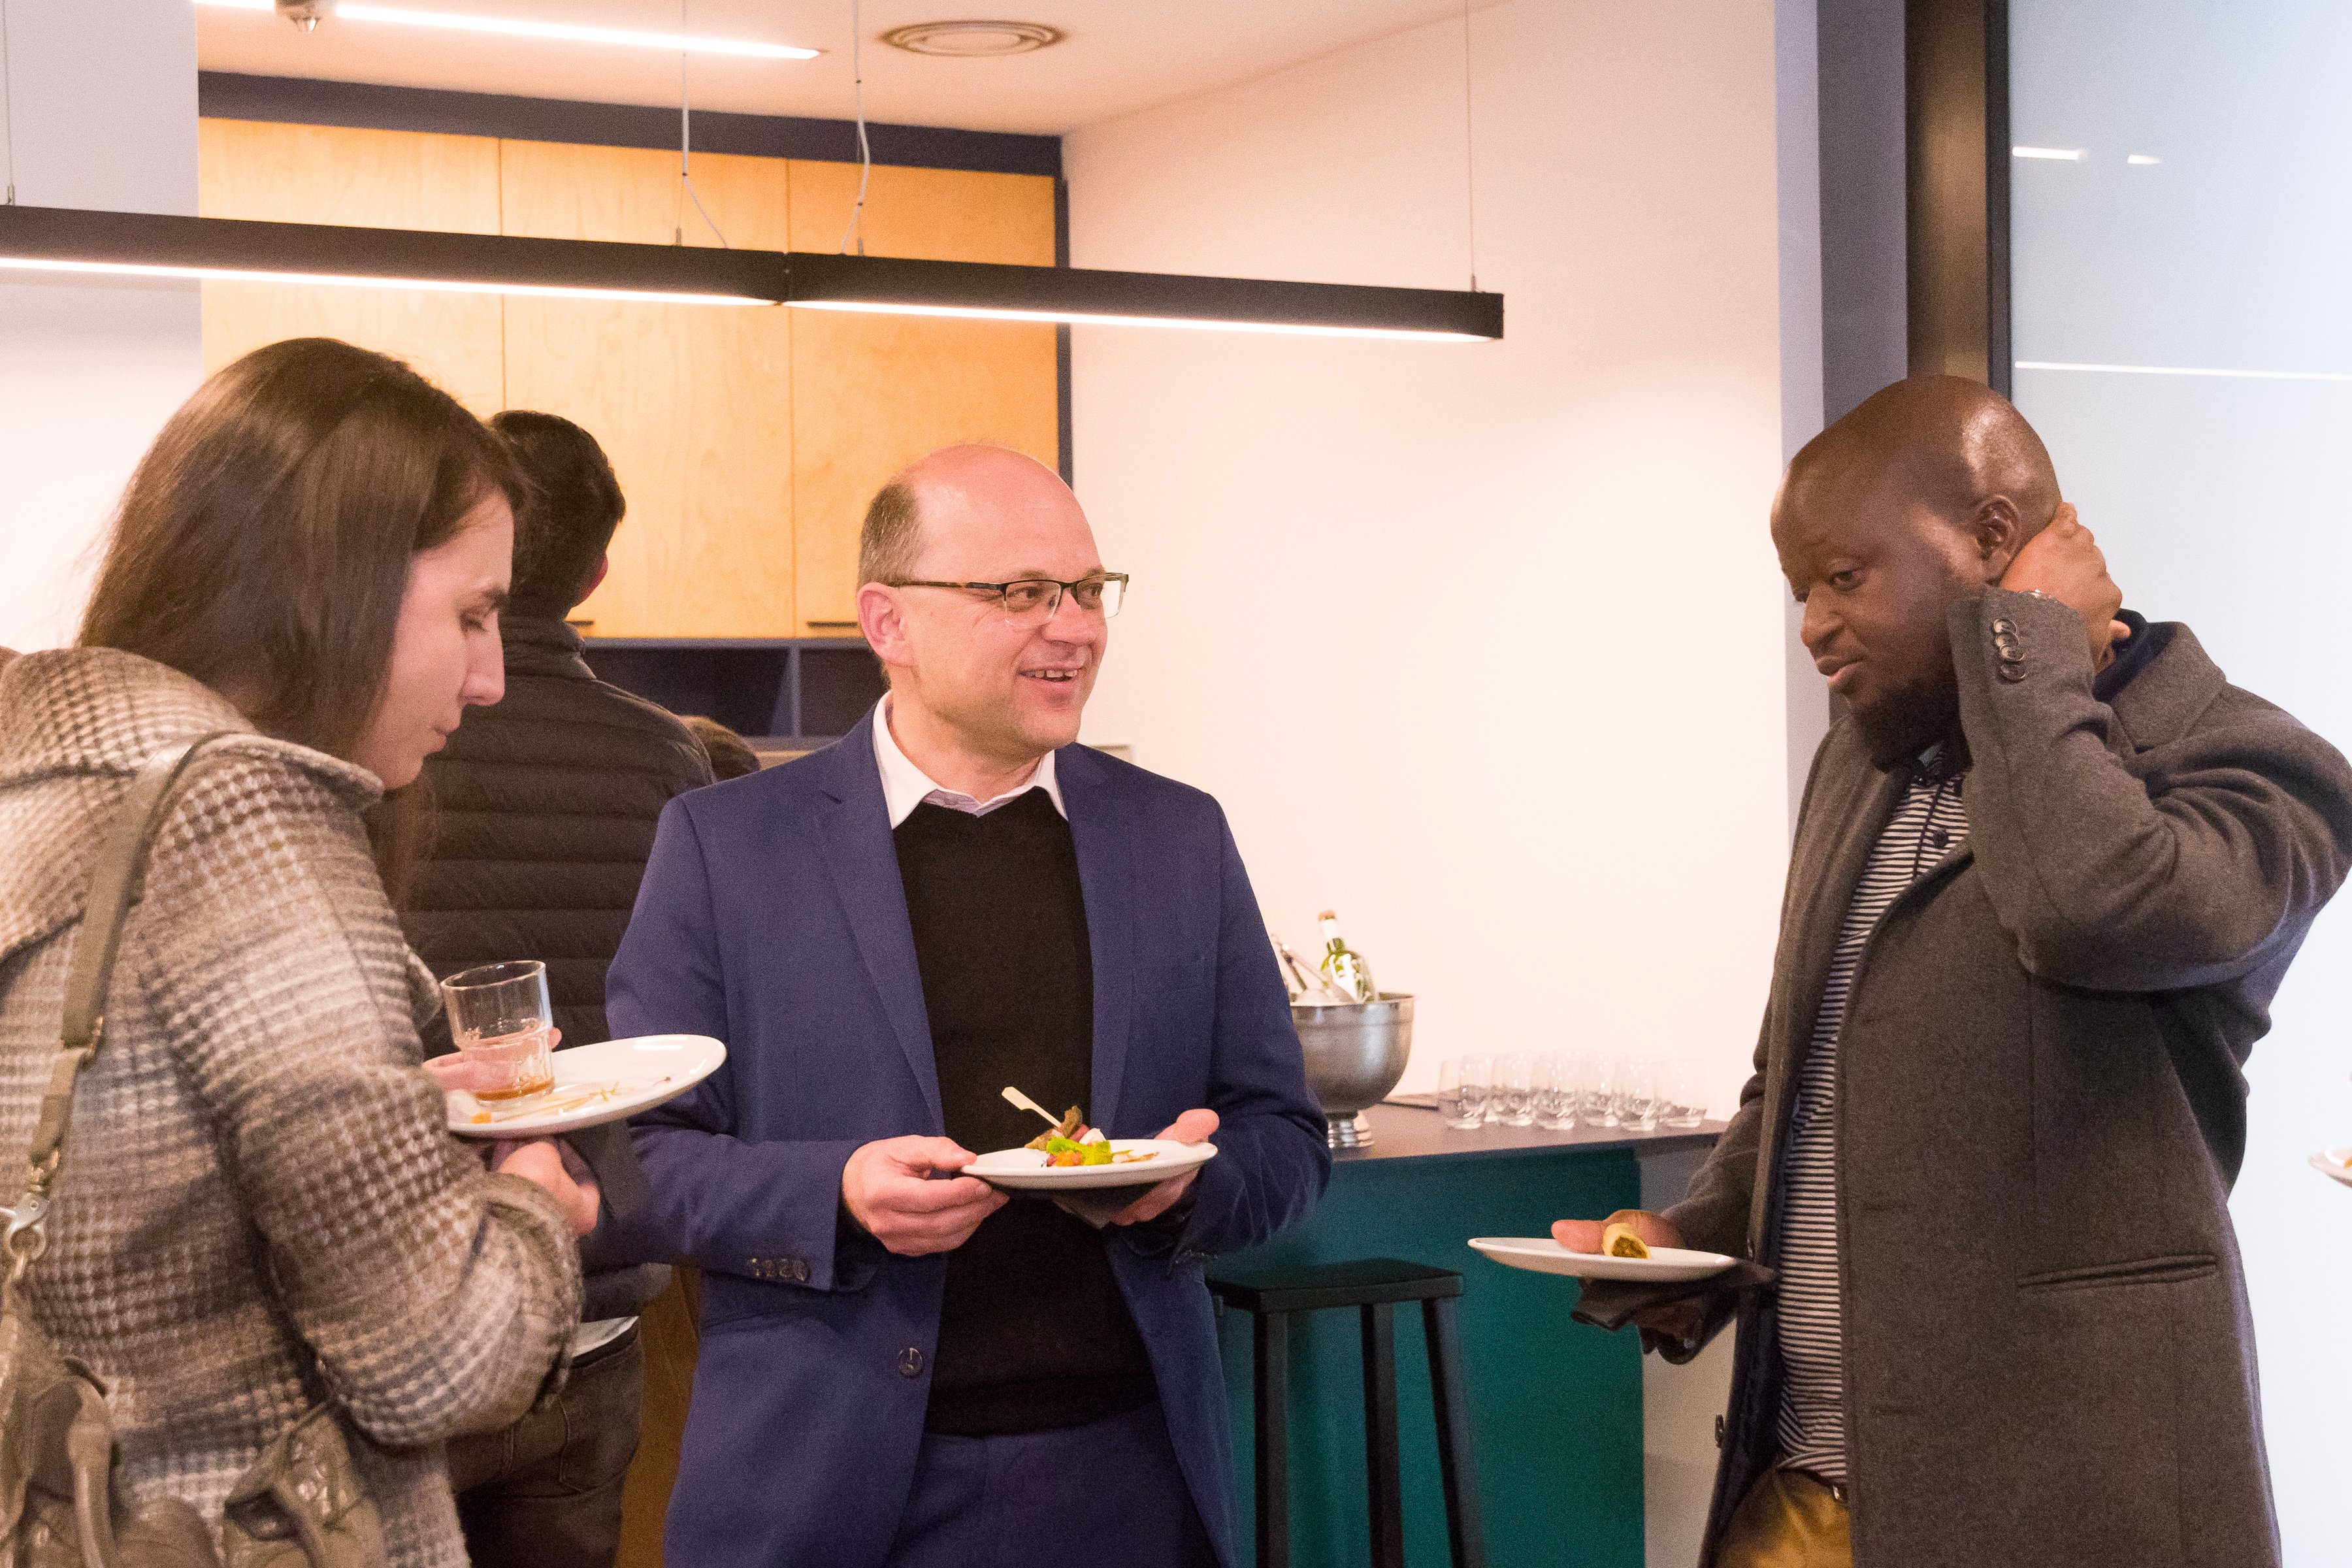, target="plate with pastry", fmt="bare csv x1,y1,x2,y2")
1469,1222,1739,1283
